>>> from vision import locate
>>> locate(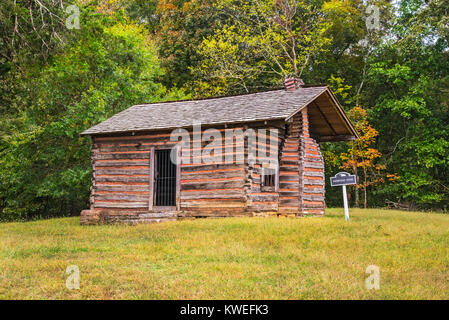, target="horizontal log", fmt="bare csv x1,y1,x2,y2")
180,192,245,200
93,145,154,153
251,192,277,195
96,191,149,196
181,180,244,190
251,202,277,208
281,160,299,166
279,175,299,182
95,185,150,192
282,157,299,162
279,170,299,175
280,166,299,171
94,153,149,160
181,176,244,184
95,202,148,208
303,167,323,172
251,195,278,202
95,161,150,167
278,191,300,196
181,163,245,172
302,171,324,177
180,201,246,208
305,150,321,156
282,152,299,157
303,162,324,169
302,203,325,209
302,187,325,193
302,176,324,182
279,199,300,205
94,194,149,201
303,156,322,162
251,206,277,211
279,183,300,189
96,150,150,155
303,179,325,185
181,195,246,201
181,171,244,181
96,169,149,175
96,176,150,183
302,195,325,201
